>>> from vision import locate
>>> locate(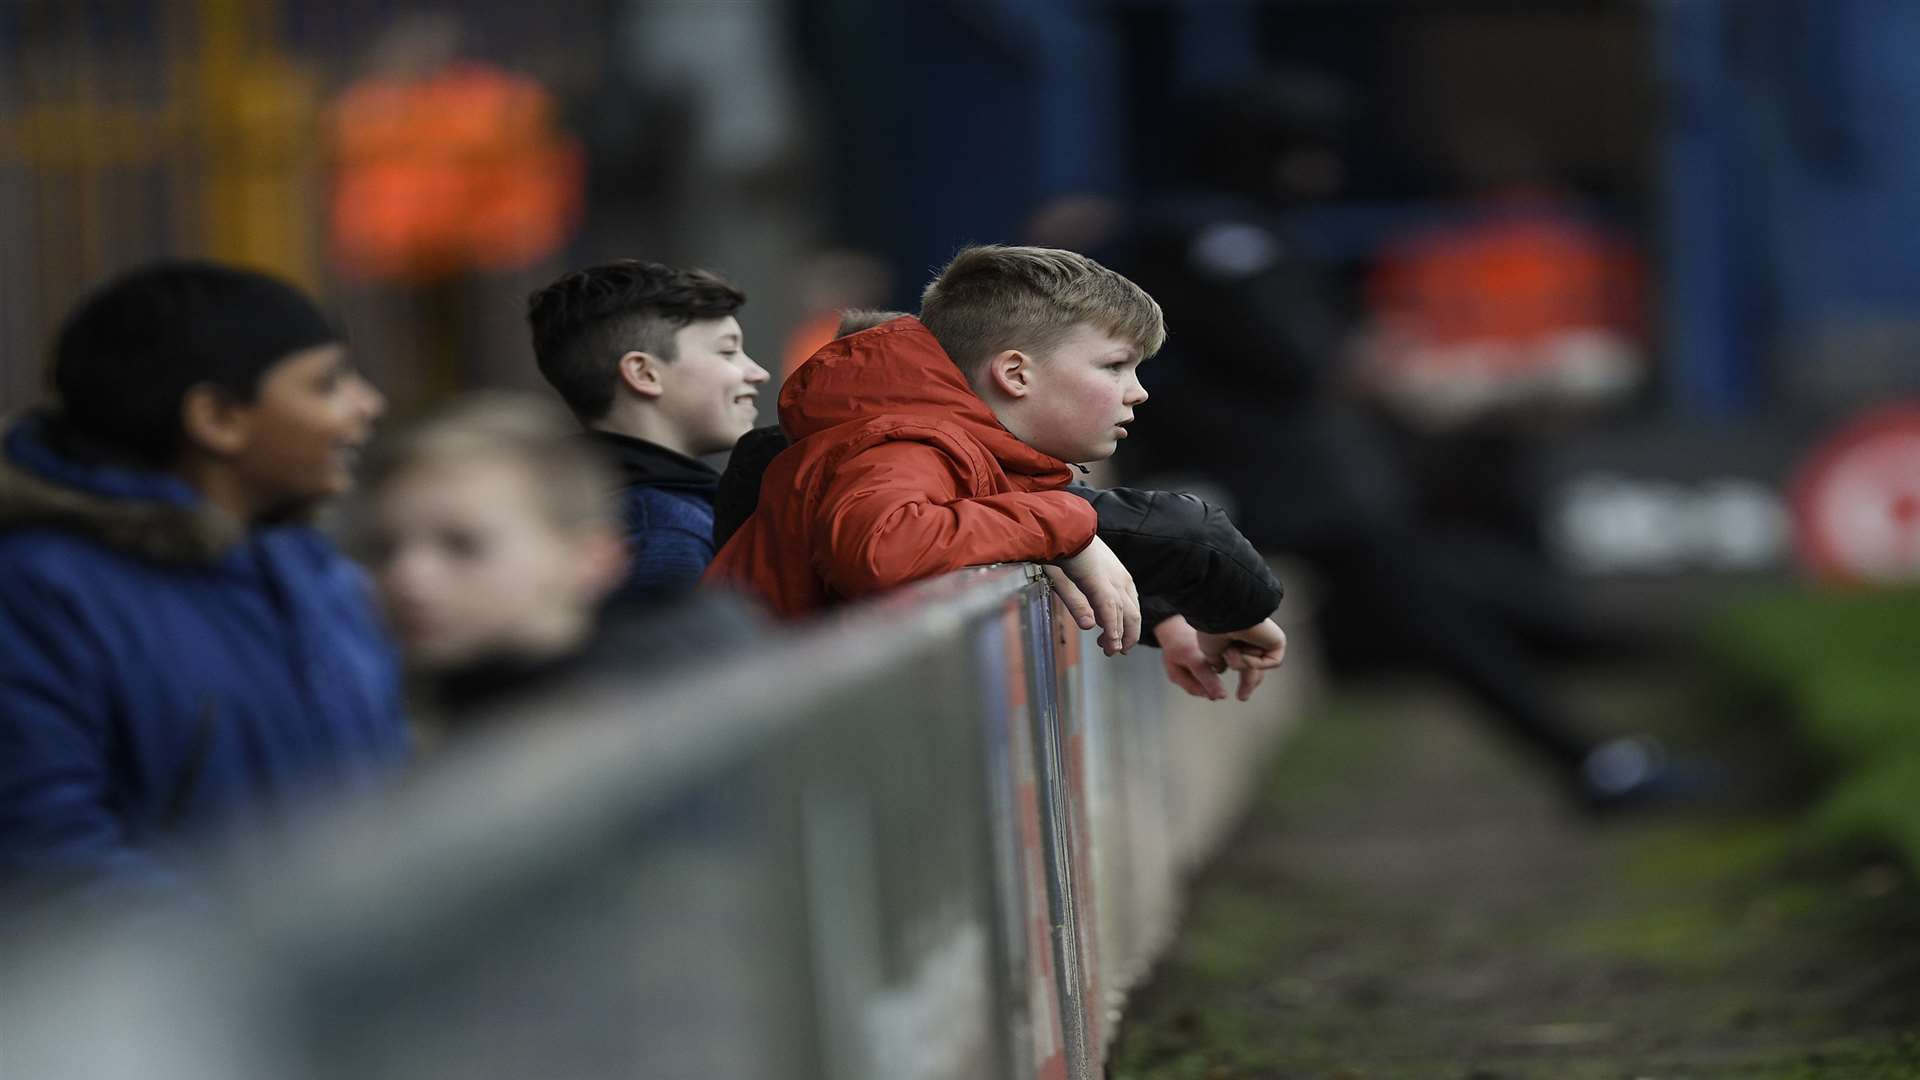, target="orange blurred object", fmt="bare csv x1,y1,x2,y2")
782,311,843,378
1367,192,1644,364
329,63,583,282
